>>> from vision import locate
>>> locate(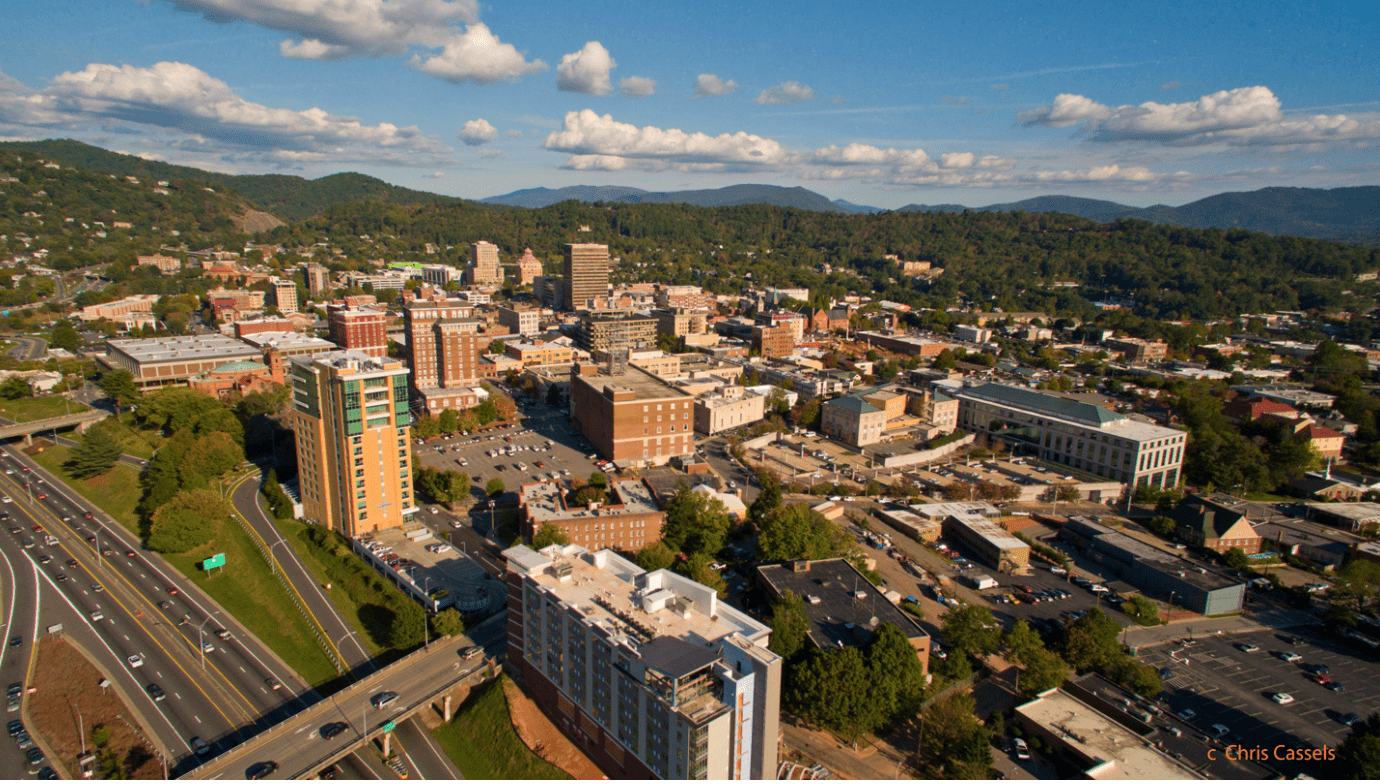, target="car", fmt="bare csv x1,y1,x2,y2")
1305,663,1330,675
1327,681,1346,692
5,696,19,713
90,610,104,622
25,747,44,766
146,683,166,702
0,497,9,504
1236,642,1260,653
36,766,56,780
8,637,21,648
124,550,136,558
371,691,399,709
1341,713,1361,726
216,630,231,640
54,573,67,583
201,641,215,653
1278,651,1302,663
1271,692,1295,705
158,601,172,610
34,494,46,500
460,646,483,660
1209,723,1231,738
83,512,93,520
1012,737,1030,759
7,720,23,737
166,587,179,596
1176,708,1196,721
127,654,144,668
265,677,281,691
428,507,439,515
1157,667,1174,678
92,584,104,593
6,684,21,699
320,722,348,740
190,737,212,756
